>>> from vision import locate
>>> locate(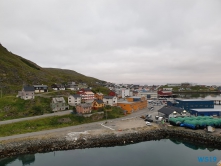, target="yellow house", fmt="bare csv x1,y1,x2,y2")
92,99,105,110
117,96,147,114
